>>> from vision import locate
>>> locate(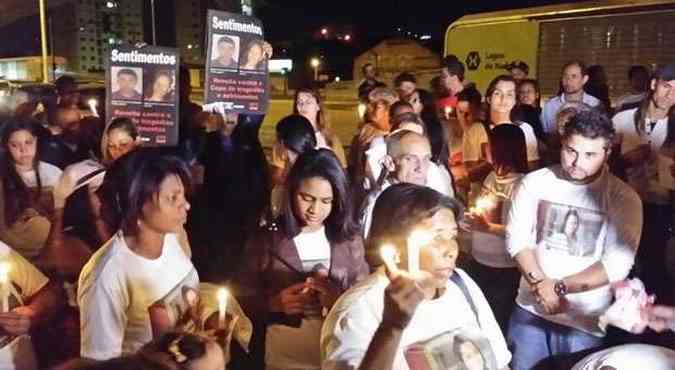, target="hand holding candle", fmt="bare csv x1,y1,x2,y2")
217,287,228,330
380,244,399,274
